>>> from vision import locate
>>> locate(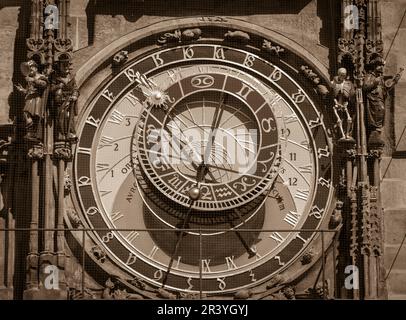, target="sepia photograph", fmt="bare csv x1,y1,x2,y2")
0,0,405,307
